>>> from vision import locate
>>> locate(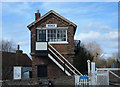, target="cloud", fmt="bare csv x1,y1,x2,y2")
75,22,118,58
79,22,116,33
75,31,118,41
105,31,118,40
75,31,100,41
